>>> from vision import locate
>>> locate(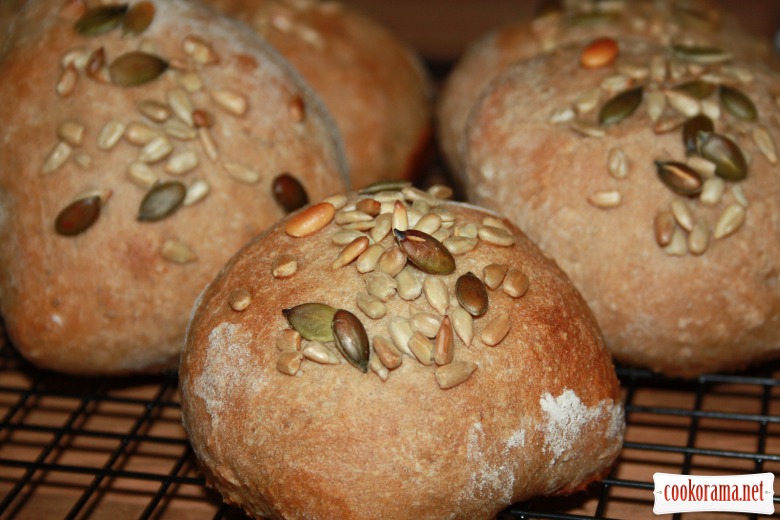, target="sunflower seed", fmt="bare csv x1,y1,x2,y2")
699,177,725,206
731,184,749,208
164,118,197,141
138,136,173,163
697,132,748,181
183,35,219,65
575,88,602,114
687,156,717,179
355,292,386,320
720,85,757,121
178,71,203,93
450,307,473,347
396,266,423,301
138,181,186,221
123,1,154,35
411,312,442,339
701,99,721,120
671,44,731,65
167,88,194,126
453,223,478,239
373,335,403,370
370,213,392,243
331,309,369,372
97,120,126,150
57,120,85,147
55,195,101,236
406,332,434,365
375,246,407,277
428,184,454,200
160,239,196,264
482,313,511,346
435,361,477,389
61,47,90,70
228,288,251,311
318,193,344,210
663,227,688,256
549,106,575,124
350,243,382,273
441,236,476,256
137,38,158,55
587,190,622,209
183,179,210,206
333,236,370,269
414,213,443,235
752,125,778,164
714,203,746,239
649,55,667,83
335,210,372,226
303,341,340,365
654,211,676,247
653,113,685,134
571,119,606,138
600,74,632,93
125,122,159,146
607,148,629,179
665,89,700,117
75,4,127,35
424,277,449,315
369,356,389,381
671,199,694,231
272,254,298,279
210,89,249,117
283,303,337,342
109,52,168,86
365,272,397,302
85,46,106,81
430,315,454,366
276,351,302,375
73,151,92,169
655,160,703,196
388,317,415,357
127,162,158,188
392,200,408,231
42,141,72,173
687,221,710,255
482,264,508,290
165,150,199,175
599,87,643,126
332,229,365,246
